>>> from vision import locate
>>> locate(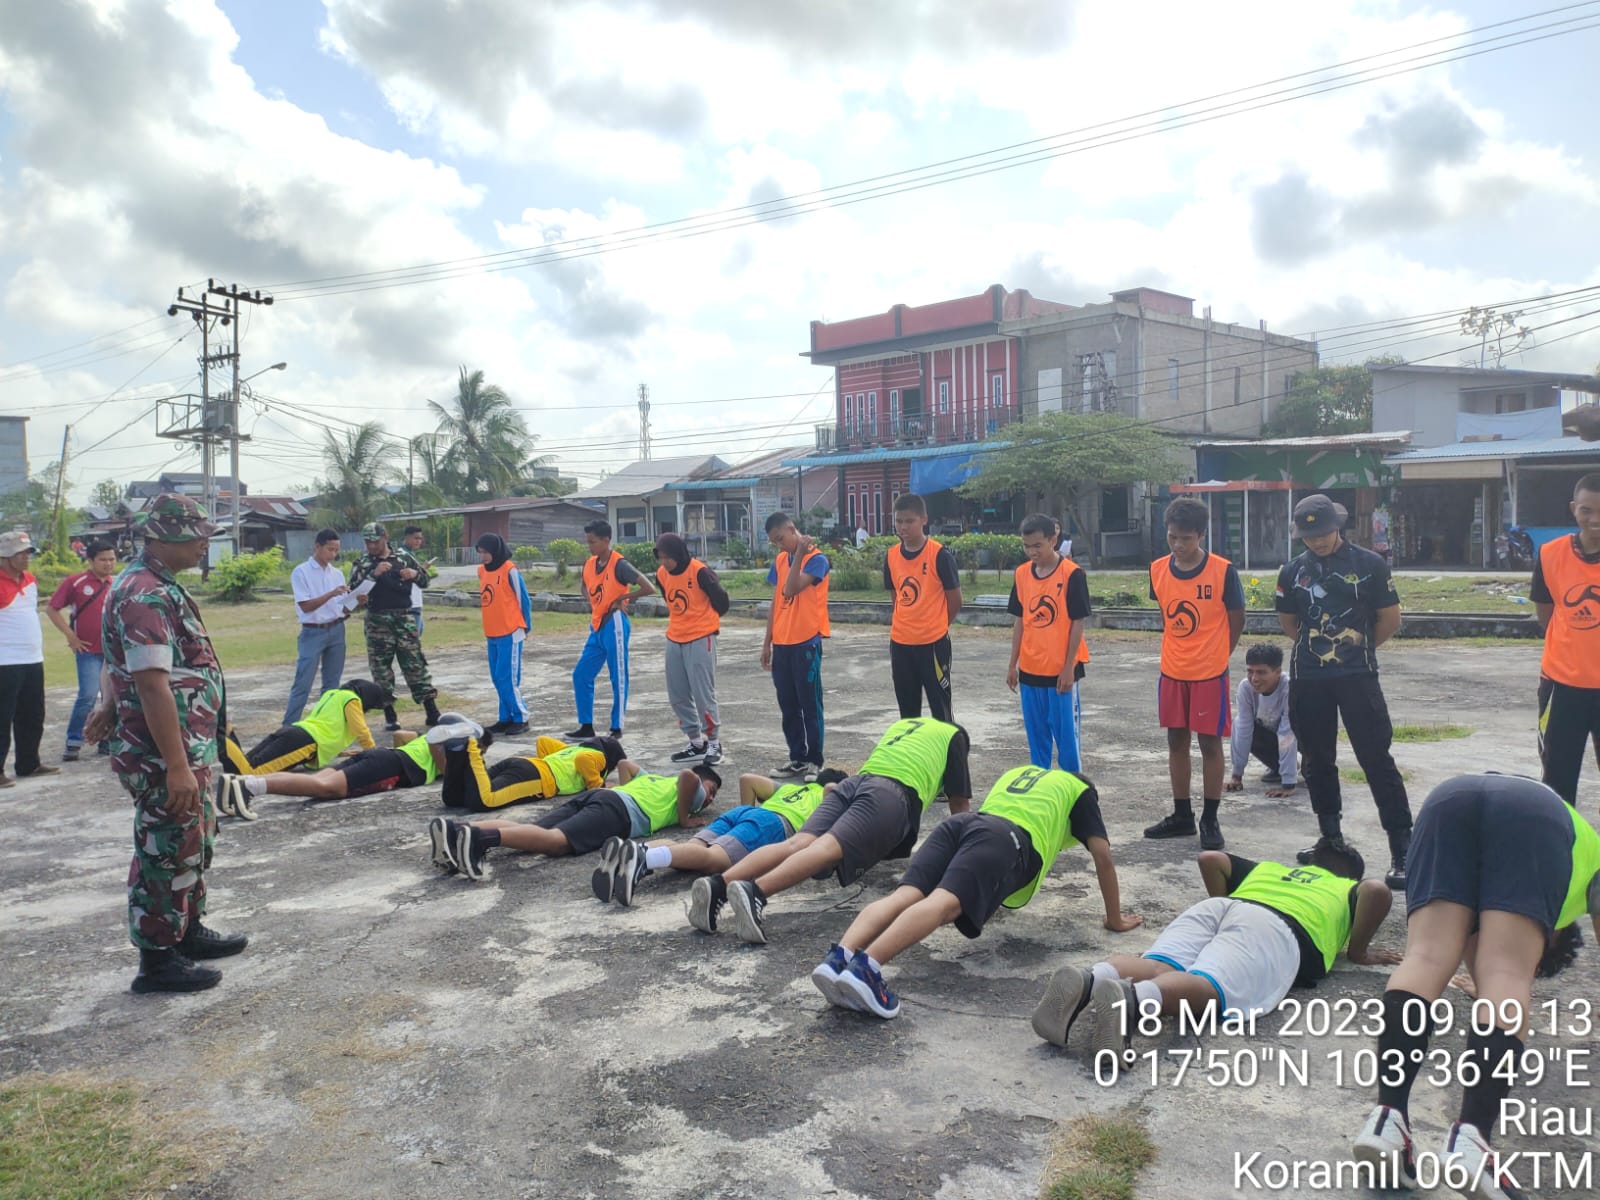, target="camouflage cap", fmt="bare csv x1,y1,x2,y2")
361,522,387,541
136,493,220,543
